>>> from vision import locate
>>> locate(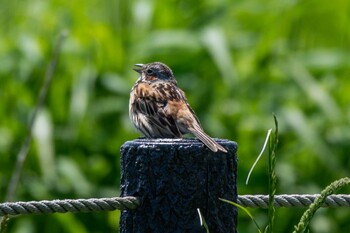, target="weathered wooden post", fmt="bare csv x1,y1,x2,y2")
120,138,238,233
